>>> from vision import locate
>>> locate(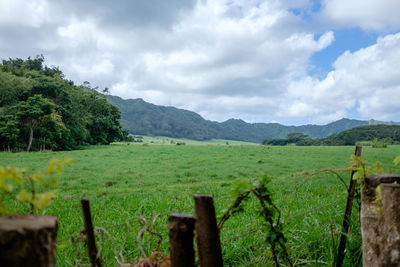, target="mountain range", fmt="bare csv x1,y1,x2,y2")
107,95,397,143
